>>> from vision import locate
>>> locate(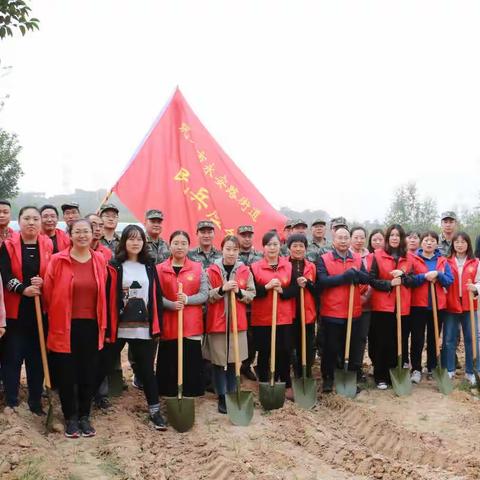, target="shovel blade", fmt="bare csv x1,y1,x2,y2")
165,396,195,432
334,369,357,398
226,390,254,426
432,367,453,395
389,367,412,397
45,402,54,433
259,381,285,411
292,377,317,409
